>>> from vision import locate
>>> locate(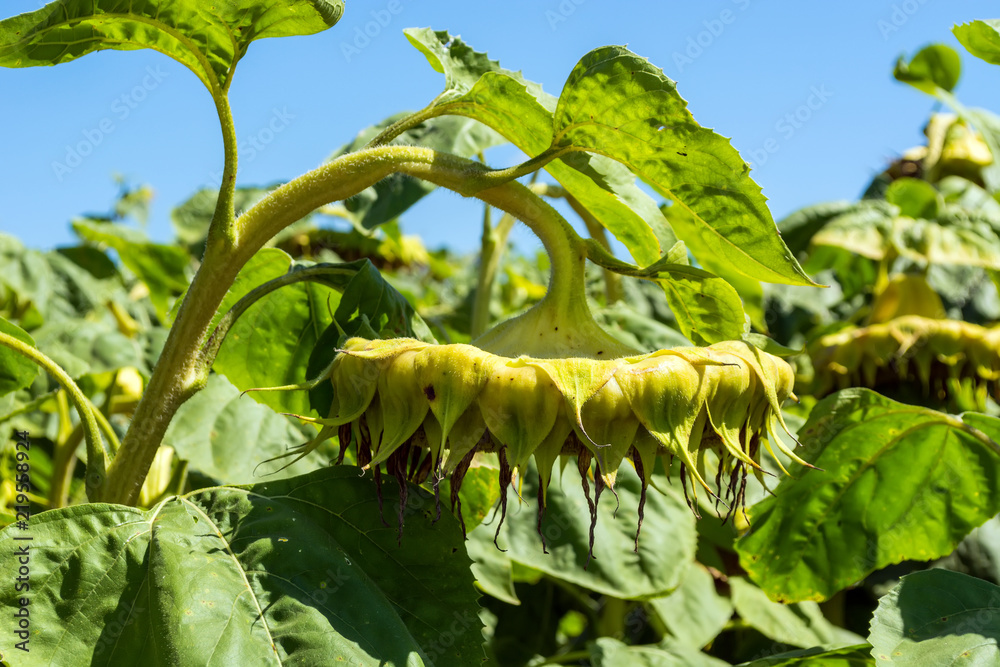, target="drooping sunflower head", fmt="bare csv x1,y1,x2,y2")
809,315,1000,409
278,336,803,558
